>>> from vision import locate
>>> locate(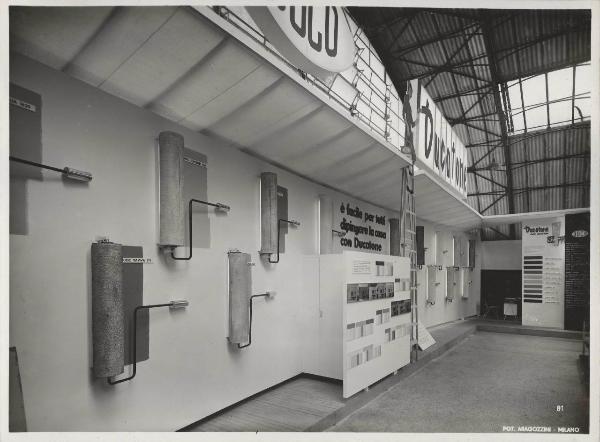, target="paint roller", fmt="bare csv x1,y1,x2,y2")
227,250,275,349
92,239,189,383
259,172,300,263
92,240,125,378
157,131,230,260
318,194,345,254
